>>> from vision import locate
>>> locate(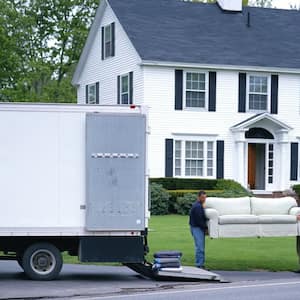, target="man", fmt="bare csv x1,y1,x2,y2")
189,190,207,269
